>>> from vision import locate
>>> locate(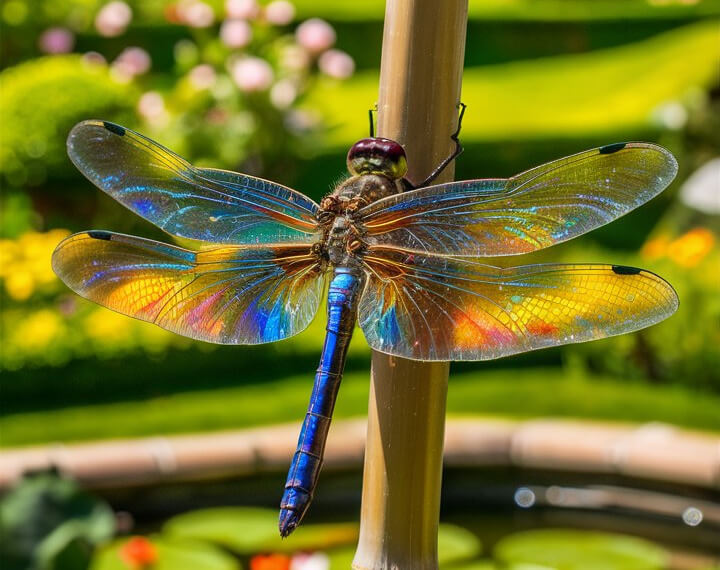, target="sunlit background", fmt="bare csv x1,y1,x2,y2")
1,1,719,569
